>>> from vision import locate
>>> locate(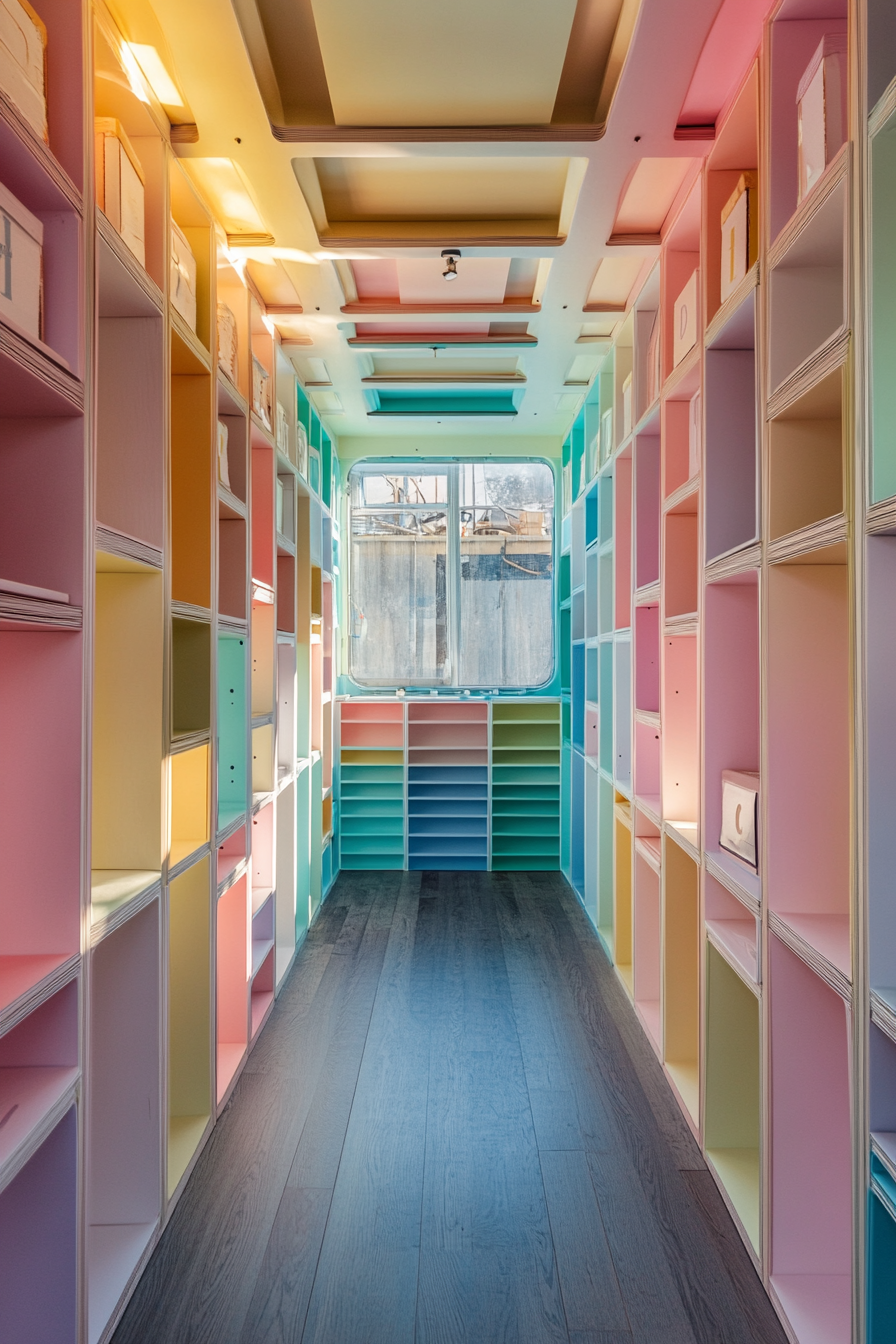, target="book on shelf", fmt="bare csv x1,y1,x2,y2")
797,32,848,202
252,355,271,428
95,118,146,267
217,420,231,490
0,177,42,341
0,0,47,141
719,769,760,870
217,302,238,384
170,219,197,330
720,173,757,303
